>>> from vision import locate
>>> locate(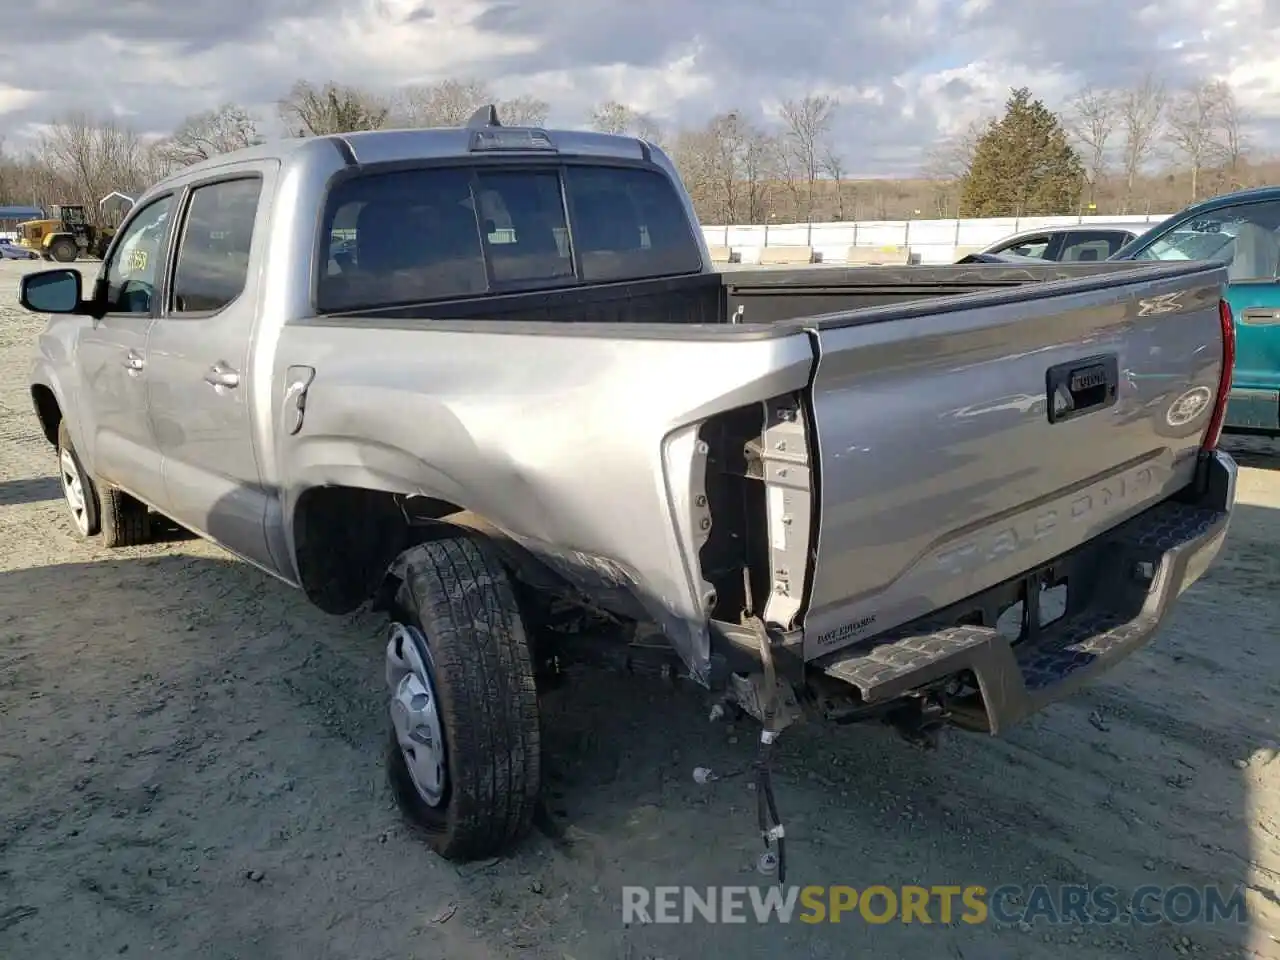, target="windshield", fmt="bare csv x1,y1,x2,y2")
1128,199,1280,281
1133,224,1238,263
316,162,703,313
